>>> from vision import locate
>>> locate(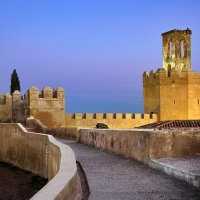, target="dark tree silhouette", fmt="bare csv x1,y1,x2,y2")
10,69,21,94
